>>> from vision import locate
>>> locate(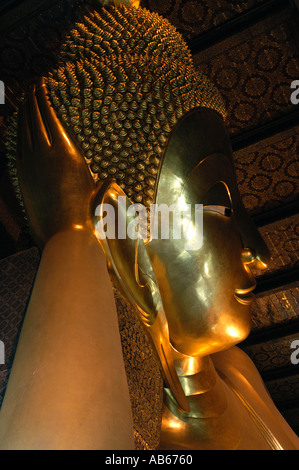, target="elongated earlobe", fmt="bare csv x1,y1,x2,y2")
91,179,190,412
